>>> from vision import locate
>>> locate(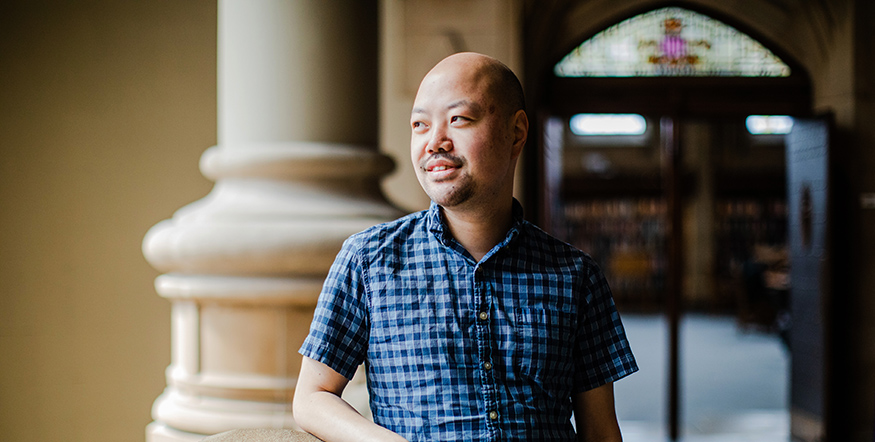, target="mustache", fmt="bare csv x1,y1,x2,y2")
420,152,464,171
